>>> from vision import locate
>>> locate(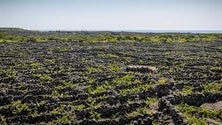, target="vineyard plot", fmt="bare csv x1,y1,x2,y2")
0,41,222,124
